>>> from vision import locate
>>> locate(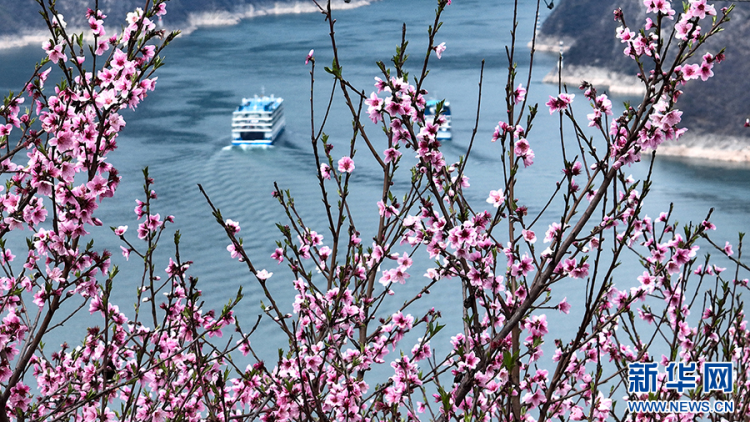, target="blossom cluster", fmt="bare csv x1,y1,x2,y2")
213,1,749,420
